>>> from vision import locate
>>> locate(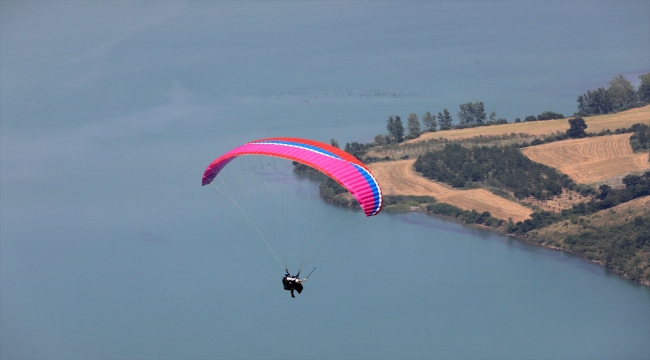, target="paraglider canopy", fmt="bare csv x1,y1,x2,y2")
202,137,383,216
